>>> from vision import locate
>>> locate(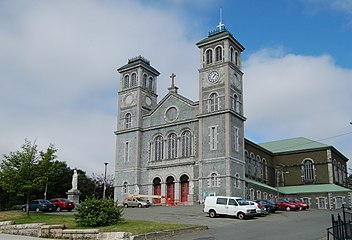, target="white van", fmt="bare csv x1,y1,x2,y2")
203,196,257,220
